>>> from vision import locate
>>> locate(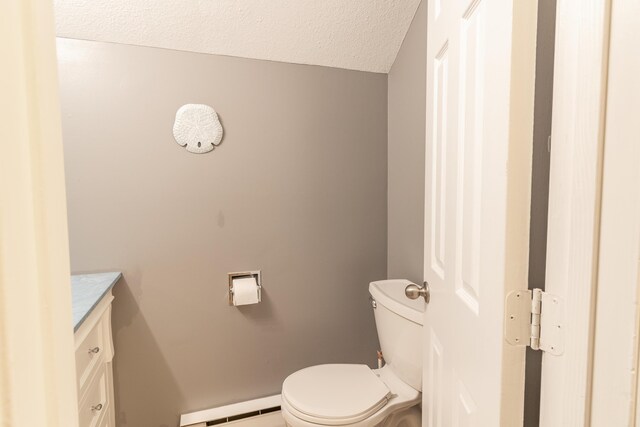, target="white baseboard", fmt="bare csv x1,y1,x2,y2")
180,395,282,426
